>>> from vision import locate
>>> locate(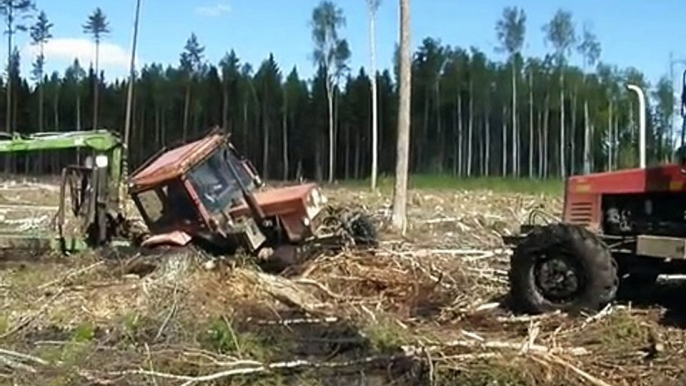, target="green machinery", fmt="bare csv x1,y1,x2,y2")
0,130,131,255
